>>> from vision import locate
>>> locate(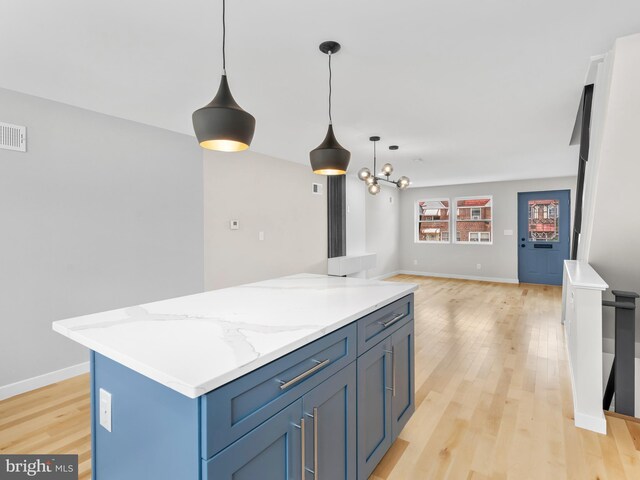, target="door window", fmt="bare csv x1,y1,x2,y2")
528,199,559,241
